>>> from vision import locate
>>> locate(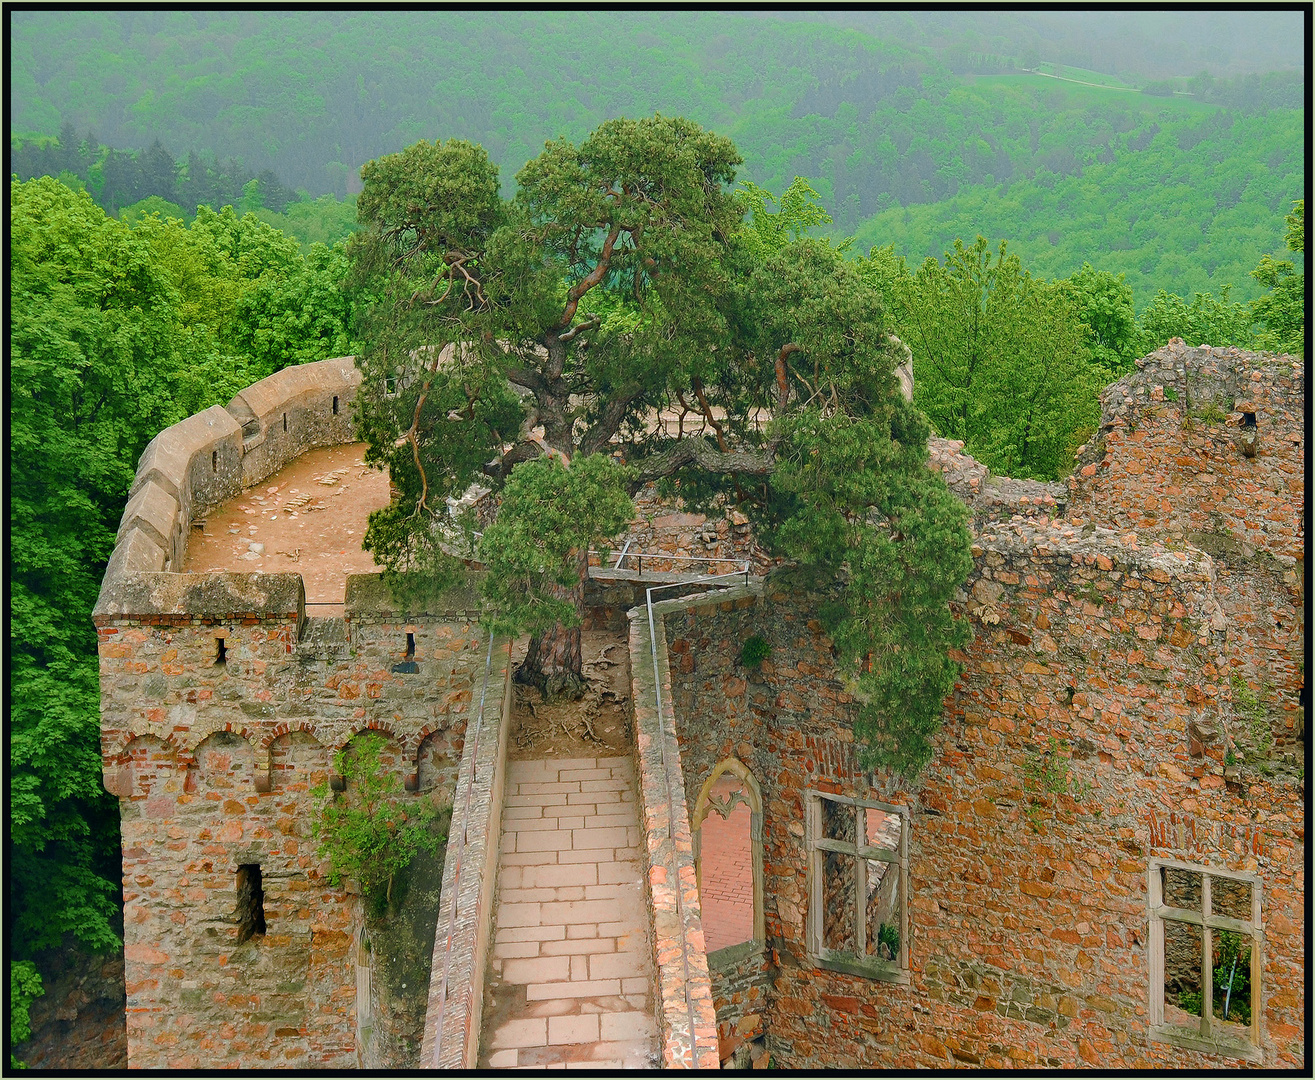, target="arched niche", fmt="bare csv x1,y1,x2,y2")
334,728,406,794
691,757,764,959
415,727,460,807
193,729,256,791
269,729,329,792
119,734,180,798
